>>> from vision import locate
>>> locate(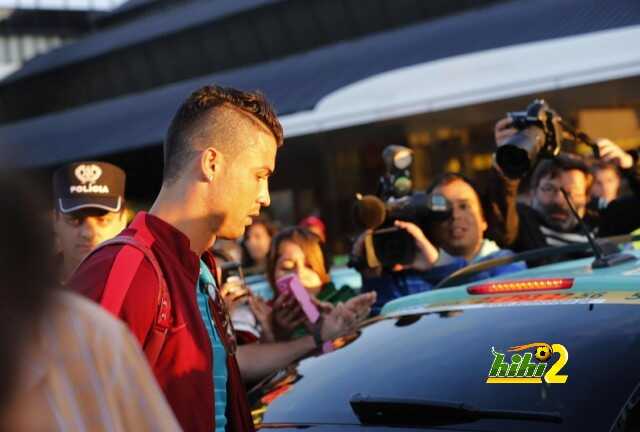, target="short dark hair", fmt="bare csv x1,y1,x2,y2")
427,172,485,219
530,153,592,190
427,172,478,195
590,159,620,177
163,85,283,183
